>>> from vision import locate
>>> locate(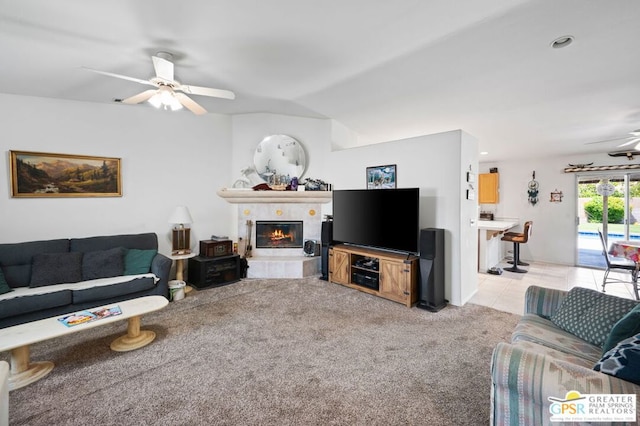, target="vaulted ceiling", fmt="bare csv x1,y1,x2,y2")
1,0,639,161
